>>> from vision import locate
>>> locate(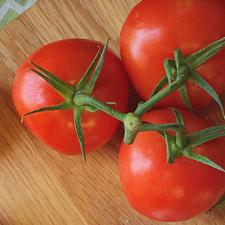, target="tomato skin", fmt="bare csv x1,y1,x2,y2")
12,39,128,155
119,109,225,222
120,0,225,109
